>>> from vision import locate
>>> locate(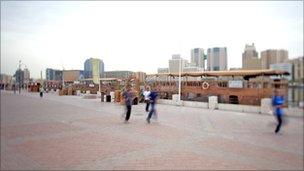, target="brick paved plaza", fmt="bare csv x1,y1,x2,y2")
1,90,303,170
